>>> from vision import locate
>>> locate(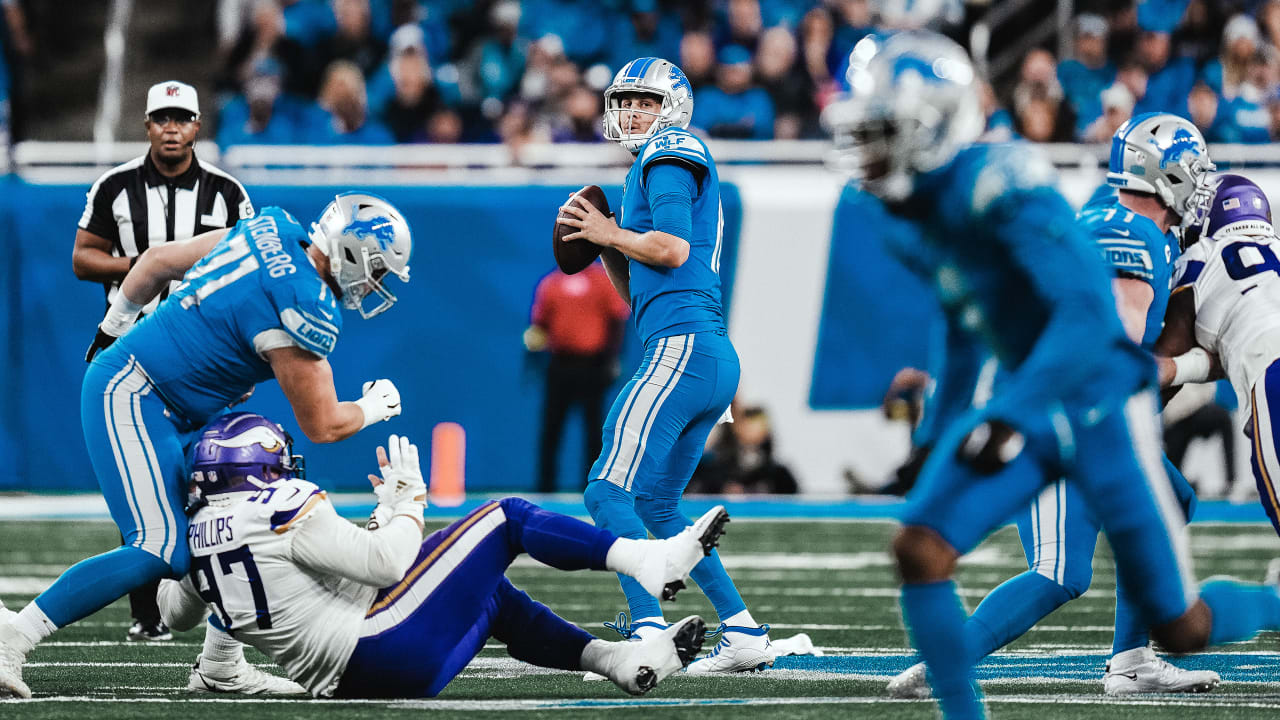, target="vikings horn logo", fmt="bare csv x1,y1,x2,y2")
1158,128,1201,169
344,217,397,250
